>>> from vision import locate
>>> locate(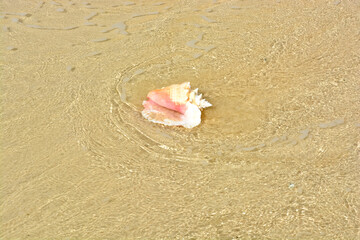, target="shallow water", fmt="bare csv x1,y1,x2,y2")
1,0,359,239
